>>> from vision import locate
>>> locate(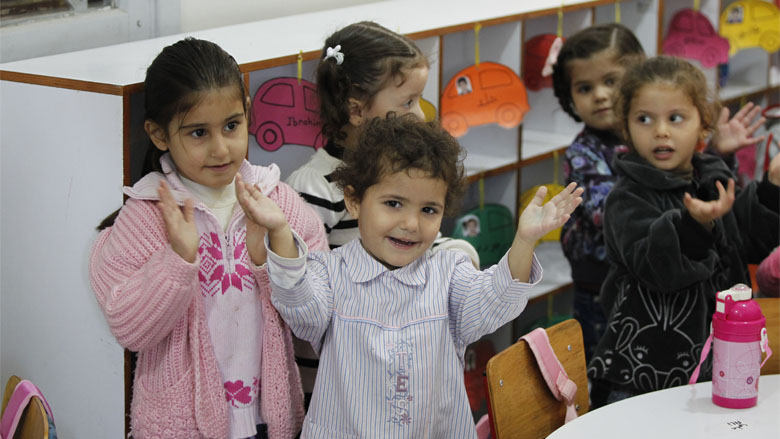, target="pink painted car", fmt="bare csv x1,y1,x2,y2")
249,77,325,151
663,9,730,68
